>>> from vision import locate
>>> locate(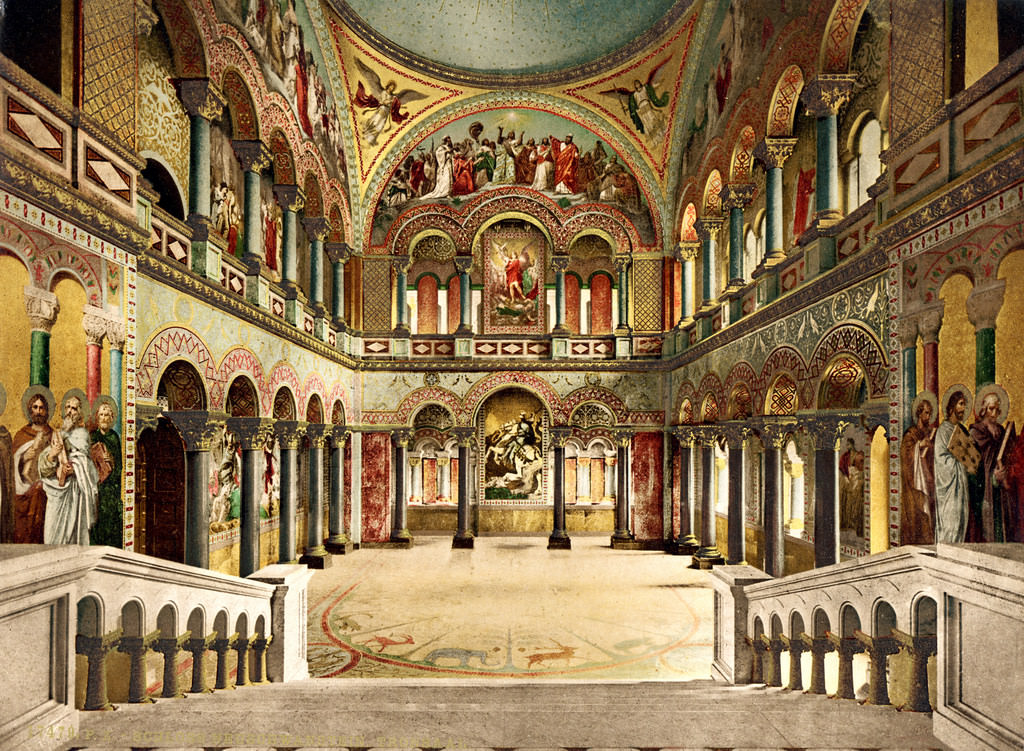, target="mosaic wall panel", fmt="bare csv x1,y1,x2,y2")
632,258,663,332
139,28,190,205
83,0,137,146
890,0,945,142
362,259,392,332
